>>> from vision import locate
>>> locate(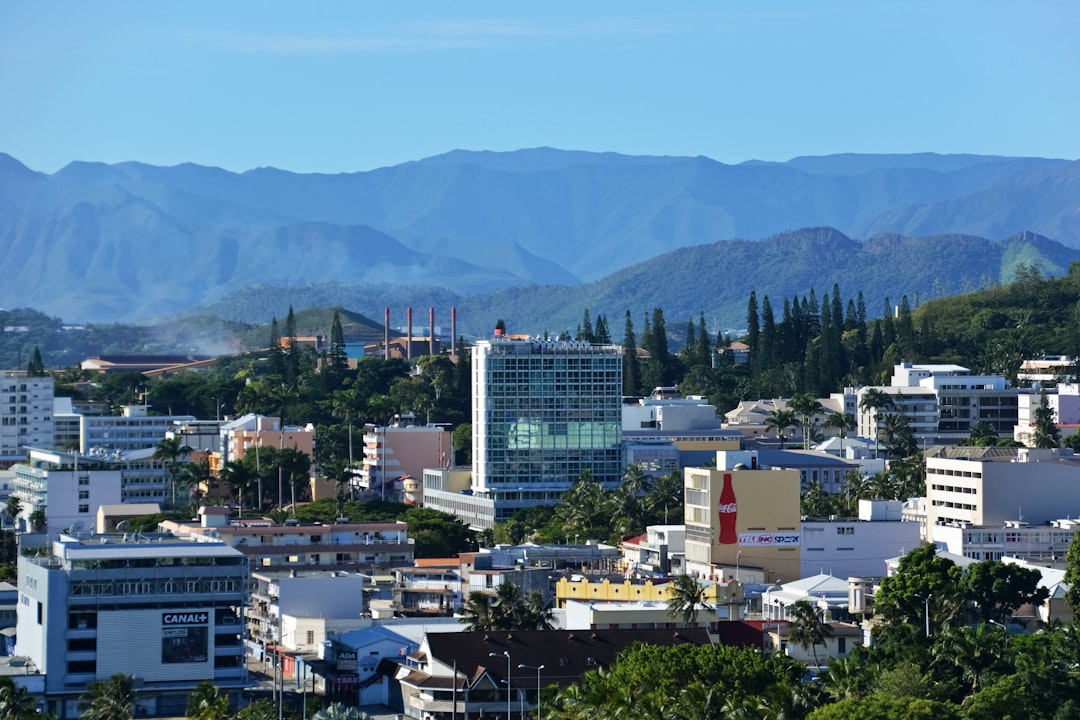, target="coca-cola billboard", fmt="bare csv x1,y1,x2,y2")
718,473,737,544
